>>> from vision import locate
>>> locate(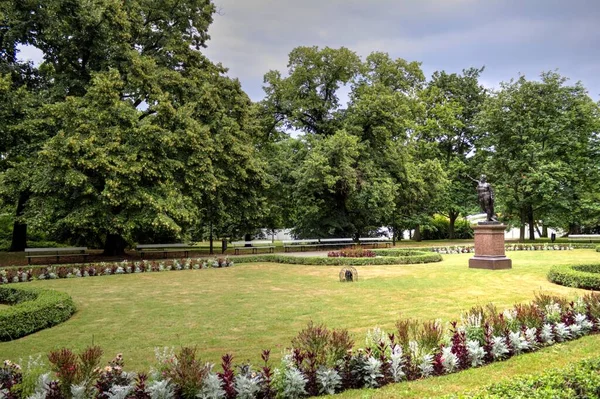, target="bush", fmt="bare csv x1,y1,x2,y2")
547,263,600,290
596,245,600,252
0,286,76,340
421,215,474,240
450,358,600,398
235,252,442,266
